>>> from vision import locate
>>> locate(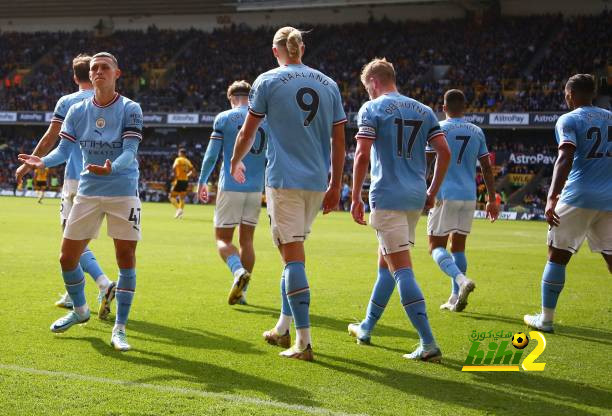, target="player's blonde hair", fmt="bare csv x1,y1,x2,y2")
360,58,396,86
273,26,304,59
227,80,251,100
